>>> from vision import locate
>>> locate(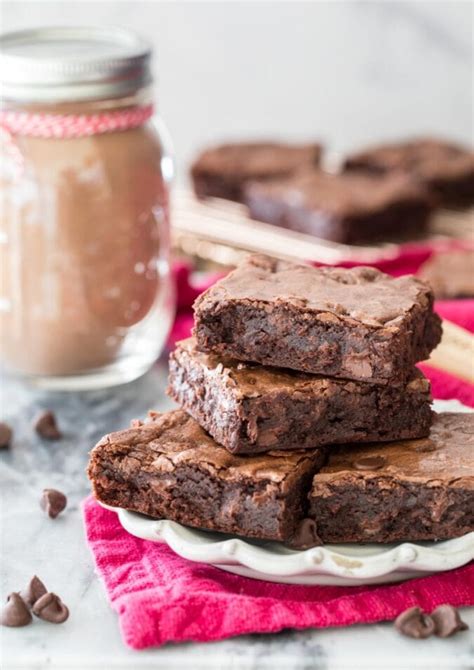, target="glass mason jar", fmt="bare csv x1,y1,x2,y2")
0,27,175,389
